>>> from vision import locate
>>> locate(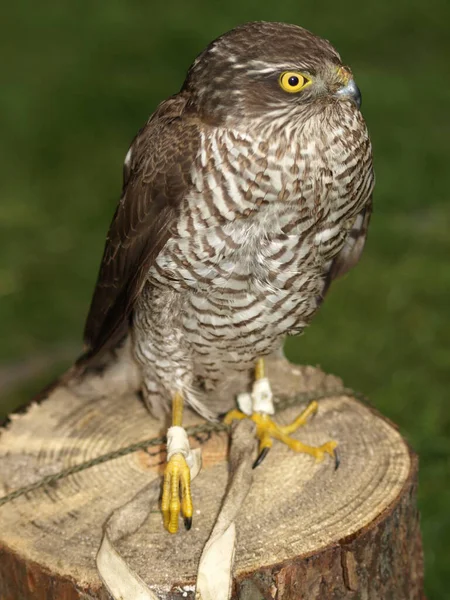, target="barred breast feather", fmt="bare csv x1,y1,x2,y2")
132,101,374,415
